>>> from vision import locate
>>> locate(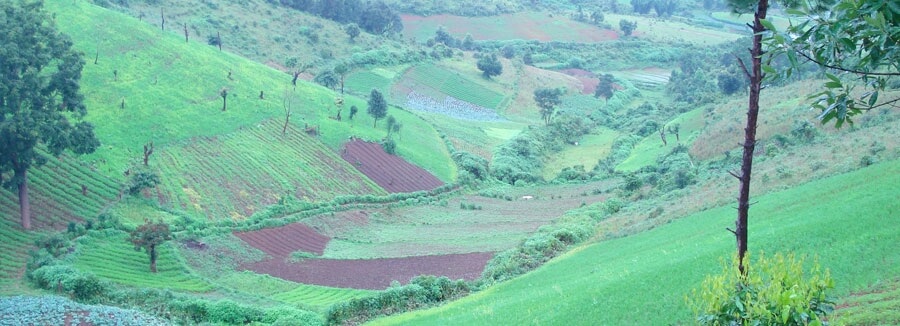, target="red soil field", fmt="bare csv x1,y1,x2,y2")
340,139,443,193
234,223,330,256
561,68,600,95
240,252,494,290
